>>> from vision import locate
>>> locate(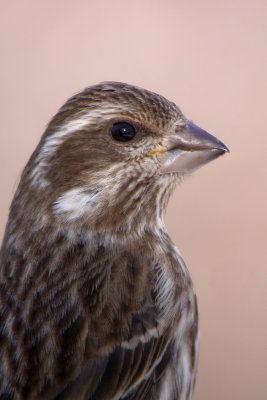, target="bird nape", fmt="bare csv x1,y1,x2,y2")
0,82,228,400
